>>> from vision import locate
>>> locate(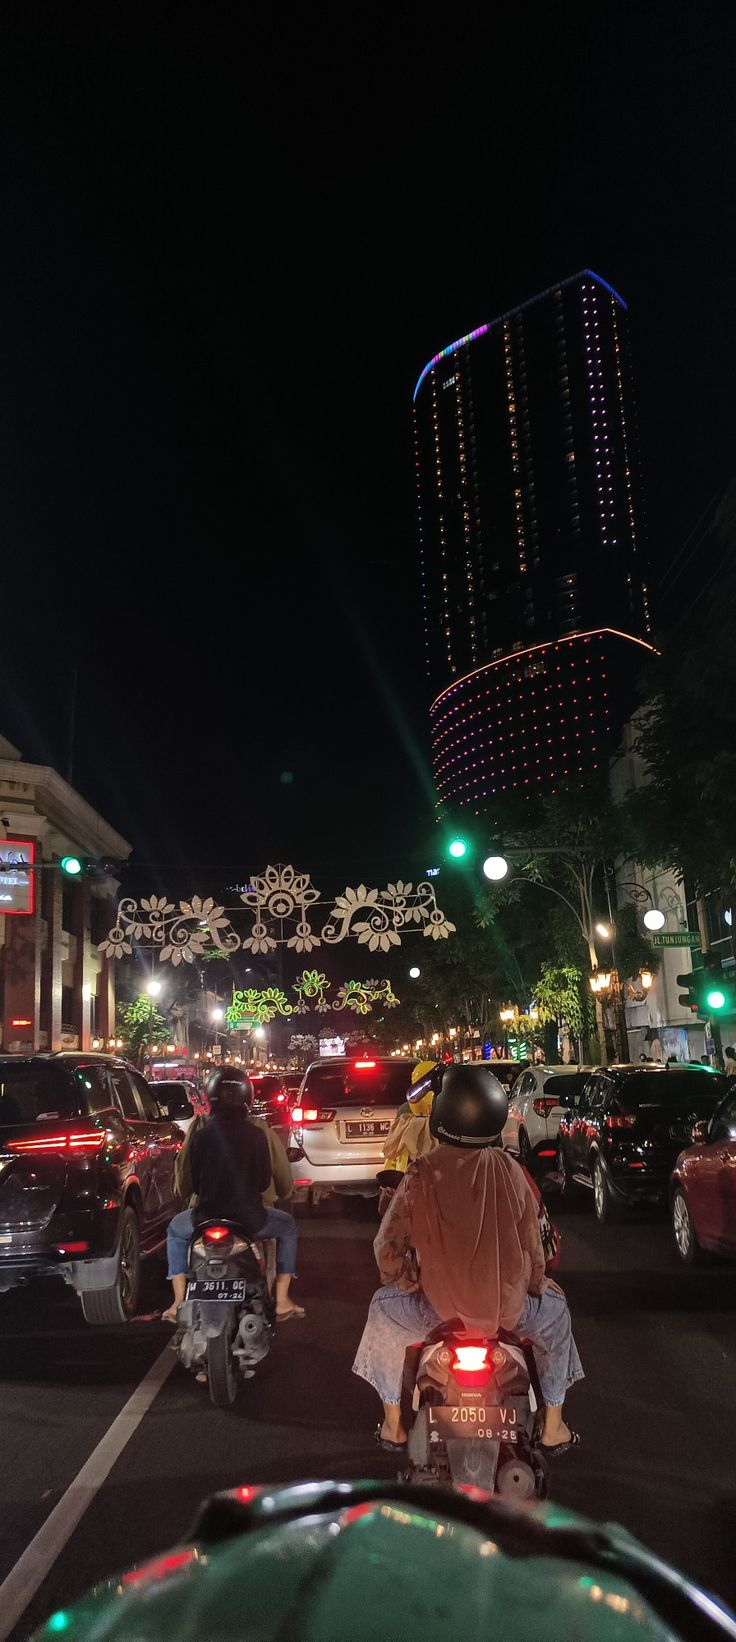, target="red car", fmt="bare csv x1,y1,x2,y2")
670,1084,736,1264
